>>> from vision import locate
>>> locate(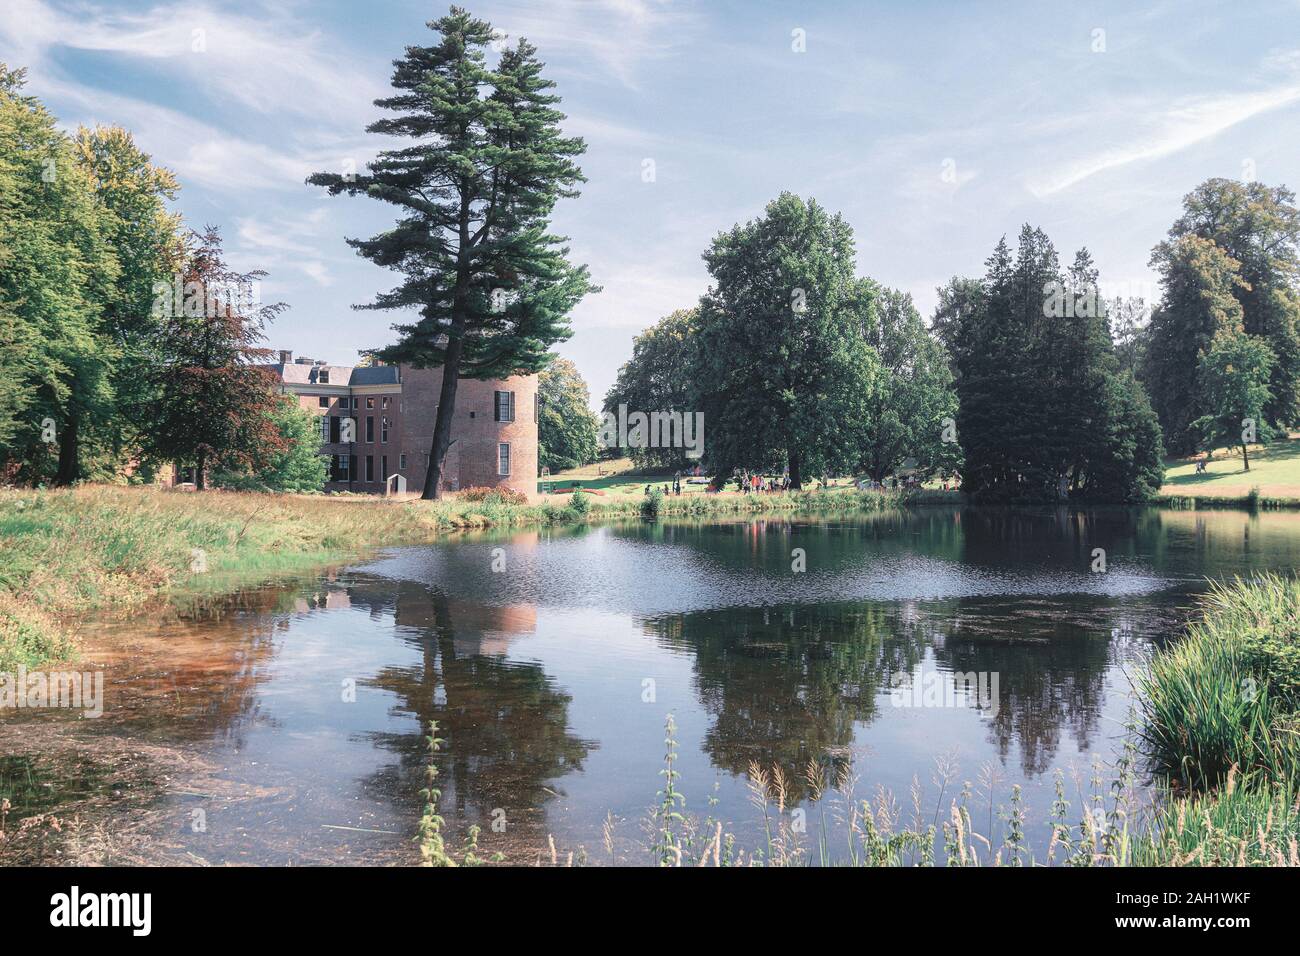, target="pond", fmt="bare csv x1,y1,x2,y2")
3,506,1299,865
